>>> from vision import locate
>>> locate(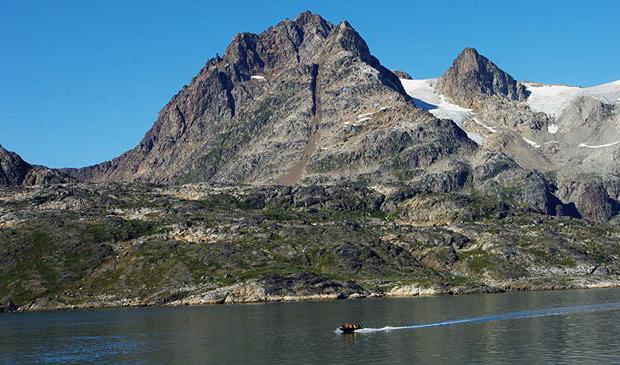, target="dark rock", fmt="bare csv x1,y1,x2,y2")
261,272,367,297
555,202,581,218
591,266,609,276
239,192,266,209
392,70,413,79
574,182,614,222
473,152,519,181
559,178,615,222
0,298,18,312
